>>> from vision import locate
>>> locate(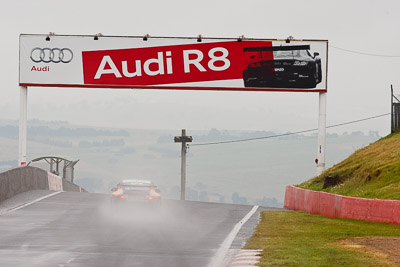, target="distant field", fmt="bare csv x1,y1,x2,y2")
0,120,380,205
